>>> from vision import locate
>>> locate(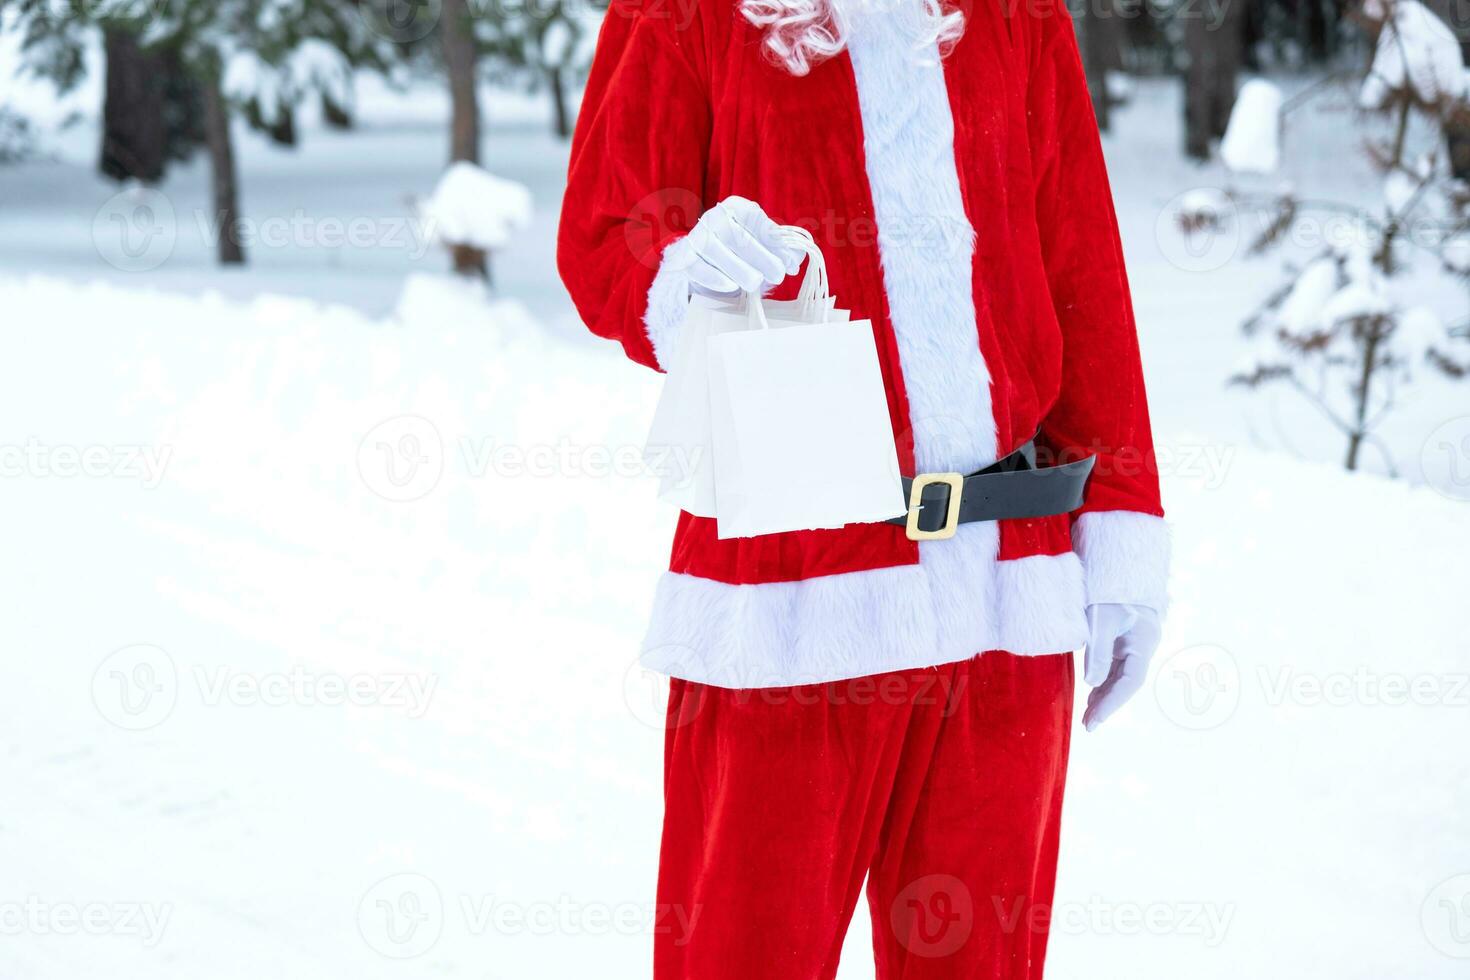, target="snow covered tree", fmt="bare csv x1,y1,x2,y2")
1194,0,1470,472
0,106,38,163
481,0,598,140
216,3,396,149
538,9,585,140
429,0,594,273
0,0,398,264
0,1,91,94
